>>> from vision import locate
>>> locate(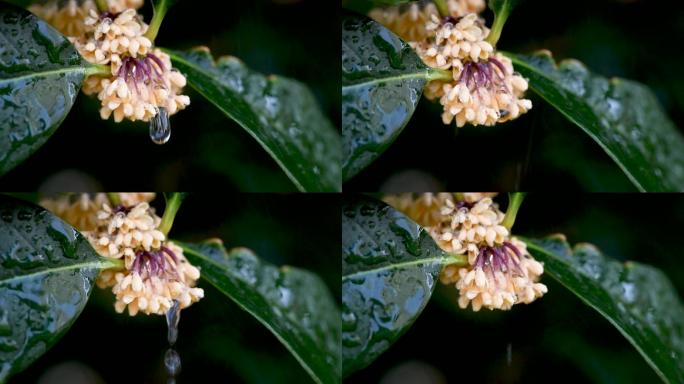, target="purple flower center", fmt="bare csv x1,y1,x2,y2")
474,241,525,276
99,11,119,21
456,200,475,209
132,246,178,278
113,204,131,214
458,58,509,92
442,16,463,25
117,54,166,94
